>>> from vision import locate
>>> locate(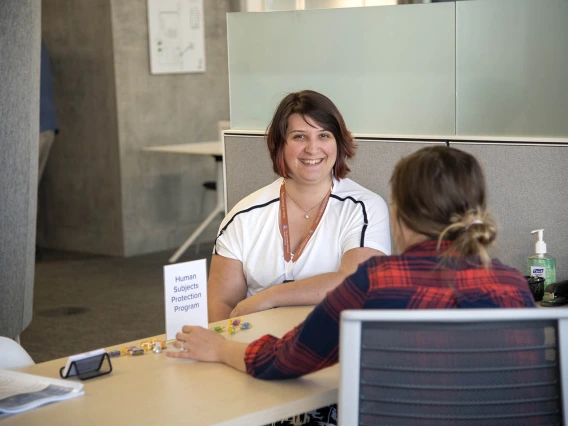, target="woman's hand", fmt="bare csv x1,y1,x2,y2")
229,290,273,318
166,326,226,362
166,325,248,372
